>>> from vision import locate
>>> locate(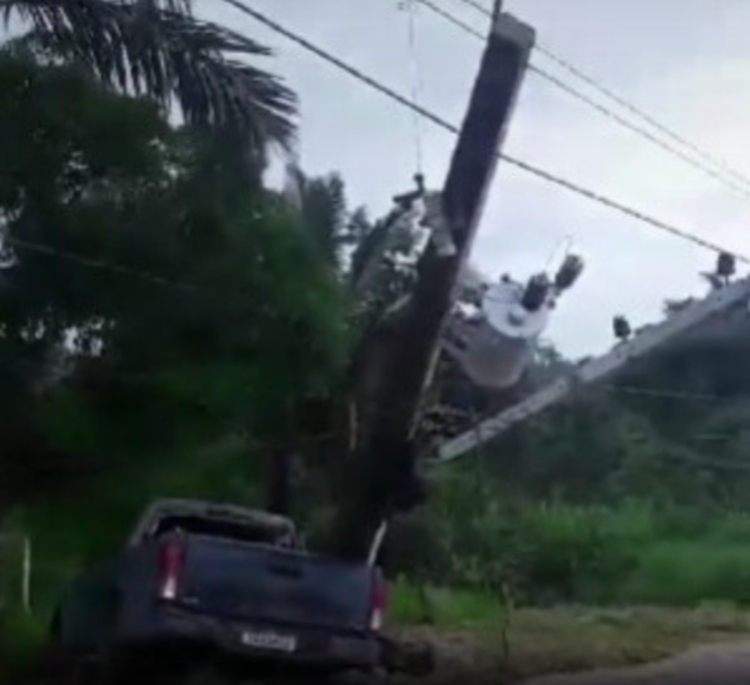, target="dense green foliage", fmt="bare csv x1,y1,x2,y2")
3,43,750,683
383,312,750,606
0,54,346,635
